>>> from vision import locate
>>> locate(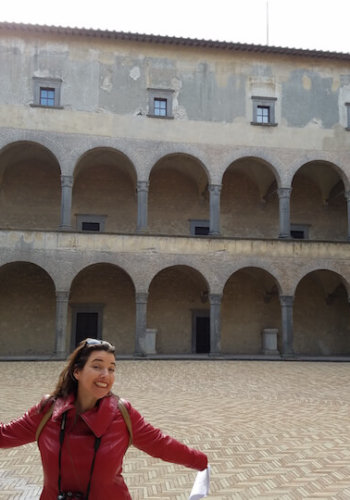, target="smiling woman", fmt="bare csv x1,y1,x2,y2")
0,338,209,499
